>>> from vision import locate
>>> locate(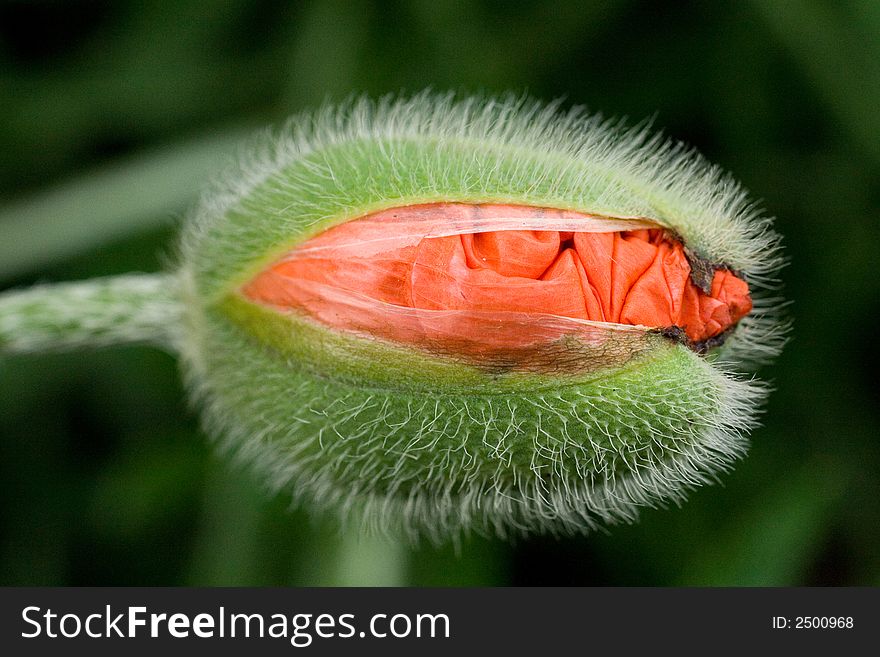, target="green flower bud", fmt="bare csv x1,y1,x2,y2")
169,93,785,542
